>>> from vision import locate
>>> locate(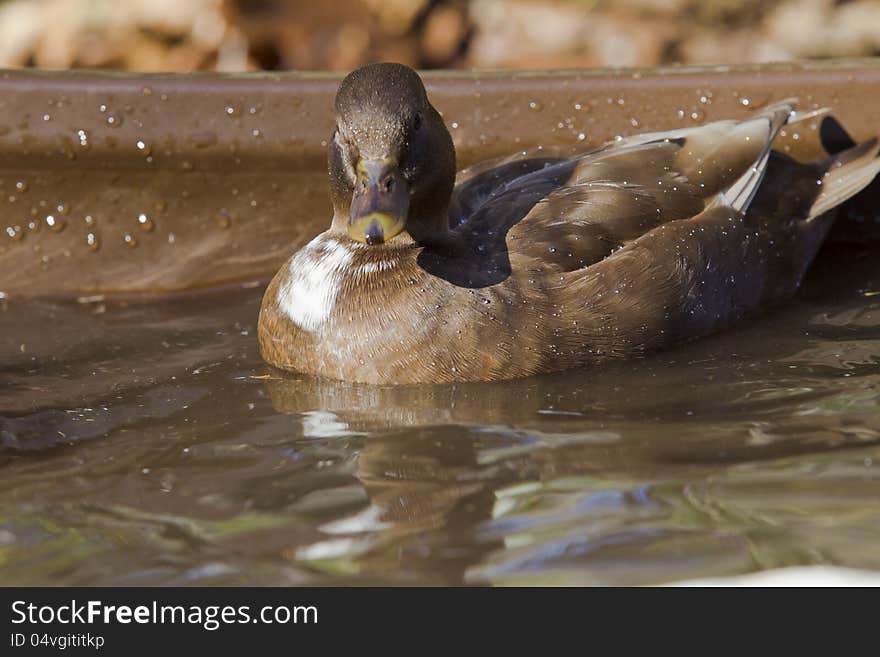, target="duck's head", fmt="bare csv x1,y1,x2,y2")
328,63,455,246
